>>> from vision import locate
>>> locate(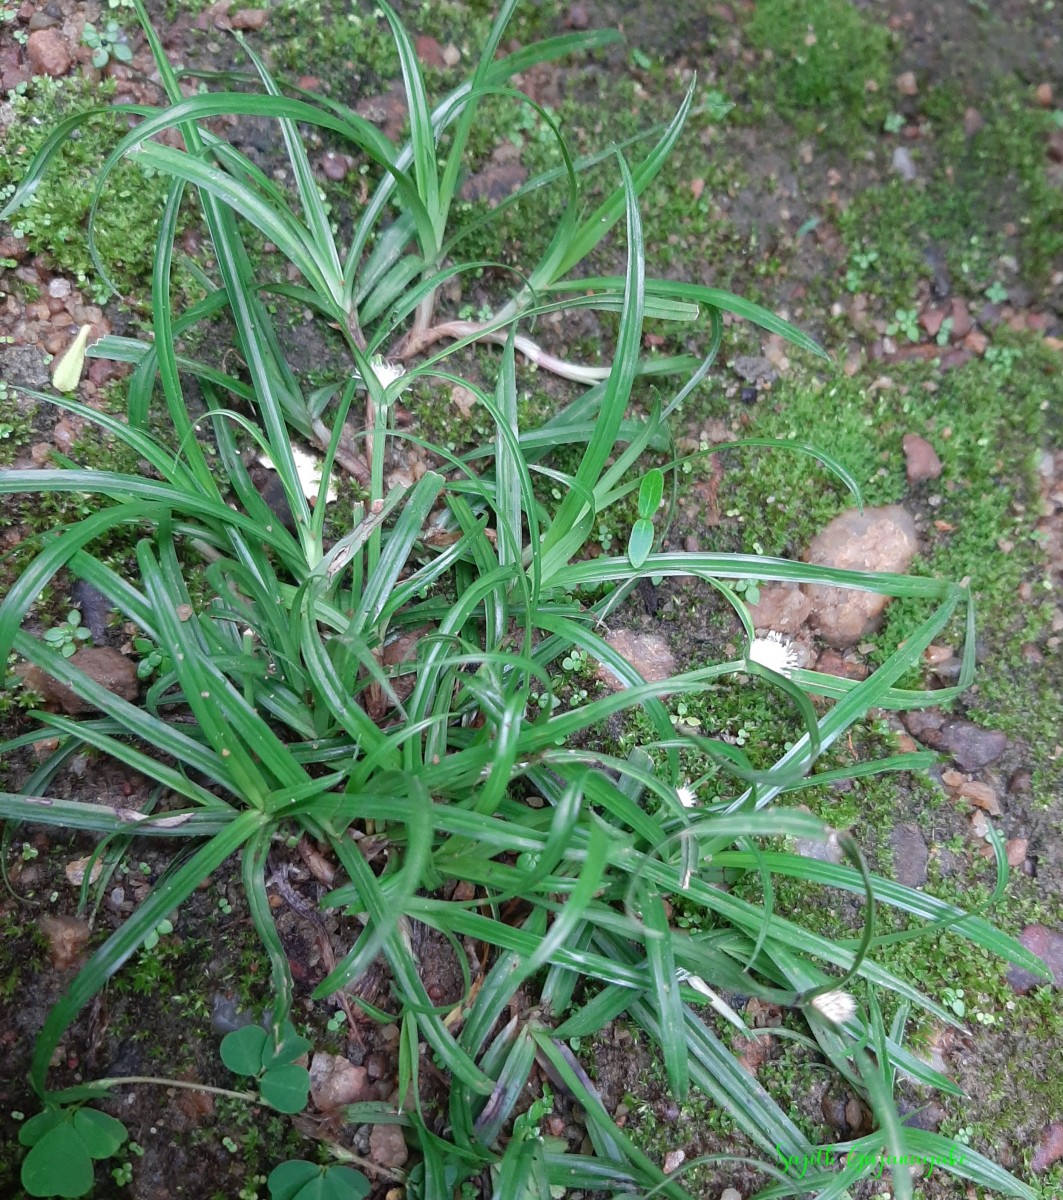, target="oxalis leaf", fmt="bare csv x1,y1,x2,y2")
260,1063,312,1114
221,1021,310,1113
220,1023,268,1075
20,1107,127,1198
268,1160,372,1200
